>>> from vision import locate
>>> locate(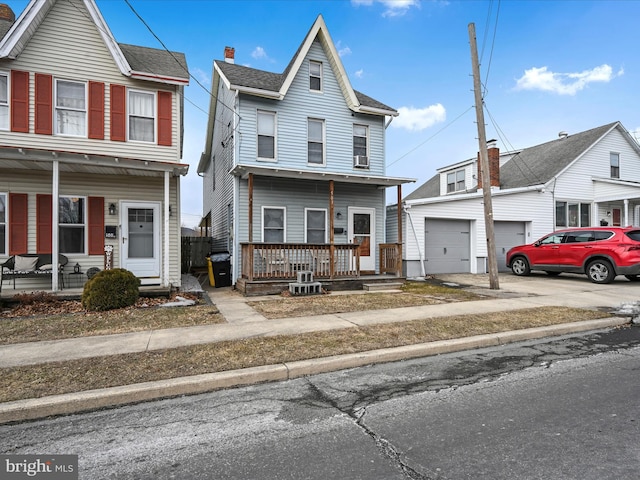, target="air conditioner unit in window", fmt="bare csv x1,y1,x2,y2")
353,155,369,168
